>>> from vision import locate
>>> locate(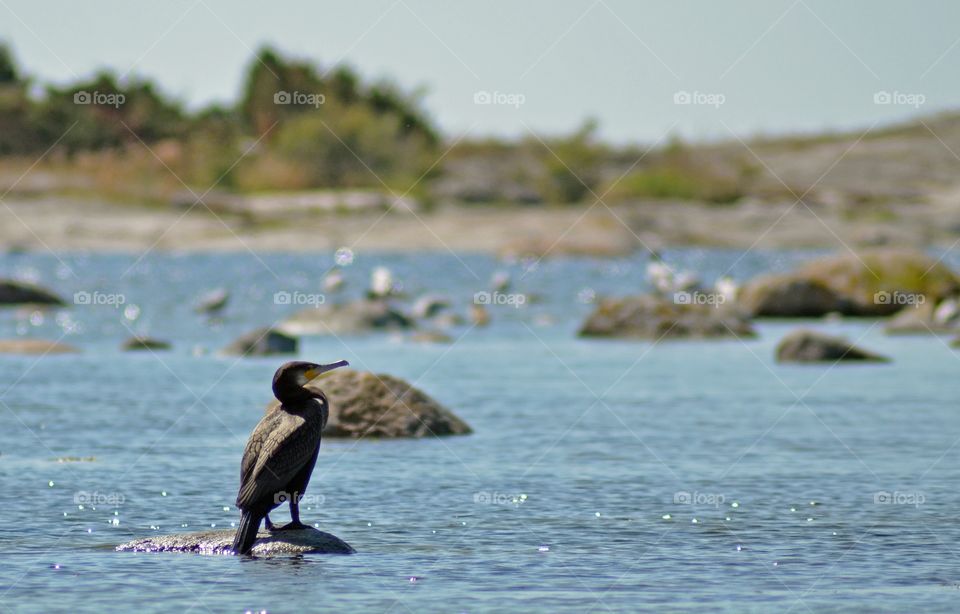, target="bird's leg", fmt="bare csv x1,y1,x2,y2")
275,494,310,531
264,514,277,532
